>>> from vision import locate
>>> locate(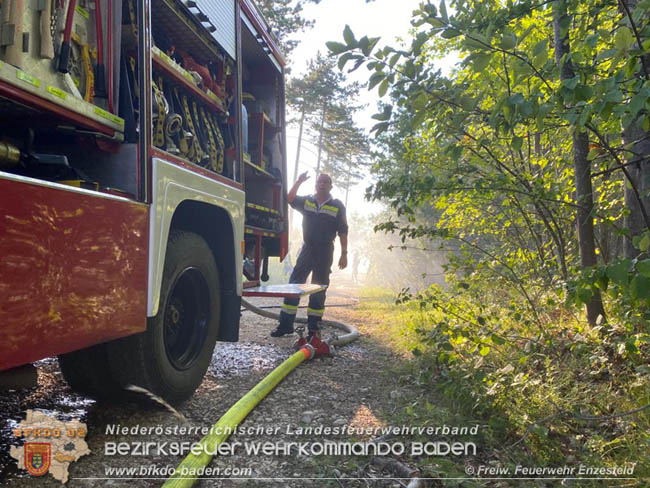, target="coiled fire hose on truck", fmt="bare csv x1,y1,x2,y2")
162,298,359,488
